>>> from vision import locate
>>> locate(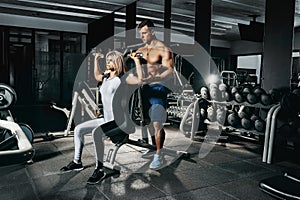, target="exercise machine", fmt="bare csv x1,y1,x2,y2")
221,70,237,87
0,83,35,166
262,103,281,164
260,93,300,198
46,81,101,139
263,92,300,164
259,169,300,199
102,81,190,171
